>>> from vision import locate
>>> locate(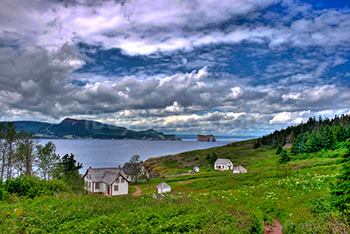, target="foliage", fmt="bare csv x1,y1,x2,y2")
331,138,350,212
0,122,59,181
4,175,69,198
36,141,60,180
1,131,350,233
0,193,262,234
276,144,283,155
129,154,141,182
278,150,291,164
258,115,350,155
54,154,84,192
9,206,25,234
